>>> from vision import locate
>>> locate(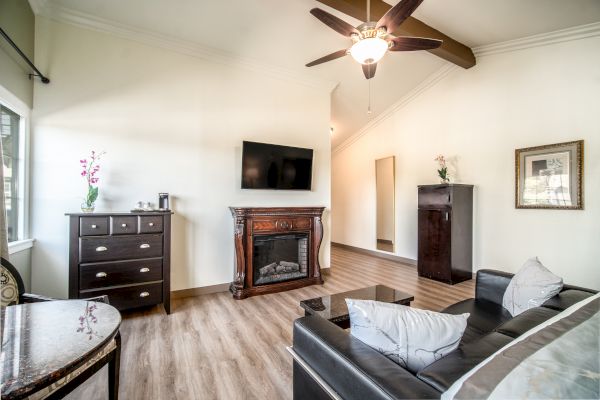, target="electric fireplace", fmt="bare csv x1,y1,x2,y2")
229,207,325,299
